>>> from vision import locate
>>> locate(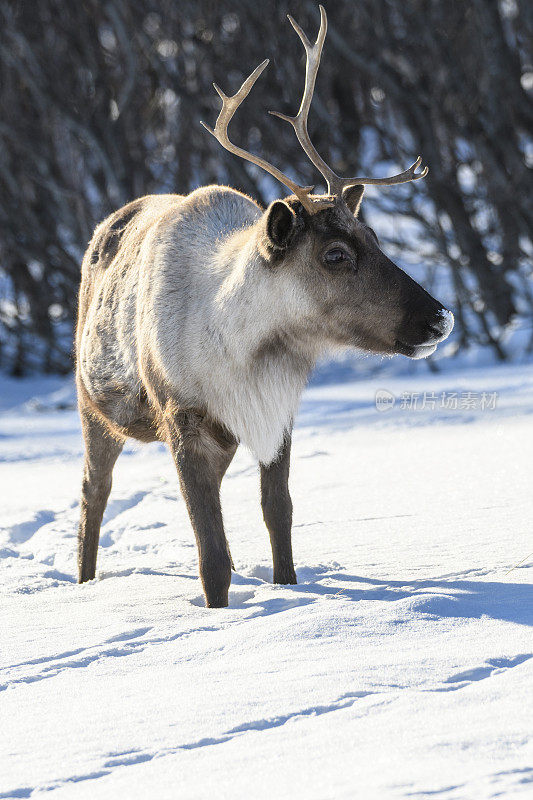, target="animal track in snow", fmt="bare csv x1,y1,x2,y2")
6,509,56,545
99,490,155,547
101,490,152,528
0,625,219,693
434,653,532,692
298,449,330,459
104,627,153,644
103,752,153,768
9,690,380,795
